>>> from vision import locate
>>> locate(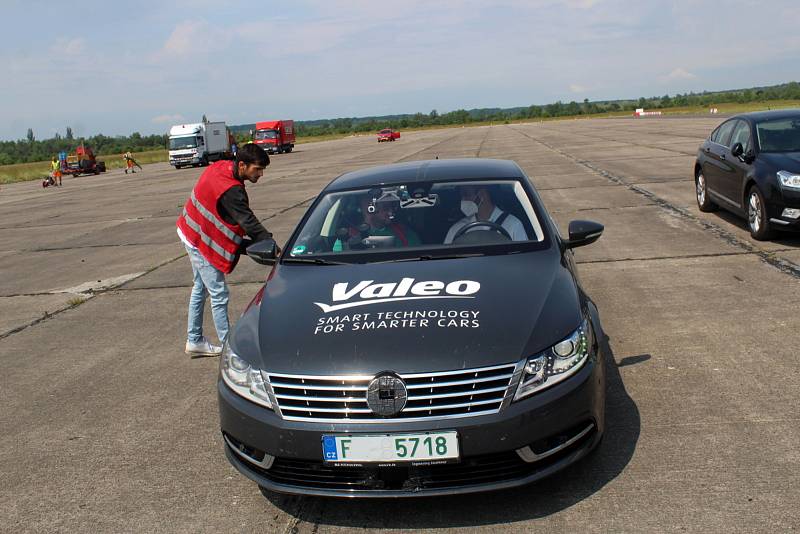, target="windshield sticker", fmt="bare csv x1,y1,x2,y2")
313,278,481,335
314,278,479,313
